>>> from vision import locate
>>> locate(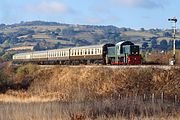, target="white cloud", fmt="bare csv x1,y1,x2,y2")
26,1,72,14
111,0,163,9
